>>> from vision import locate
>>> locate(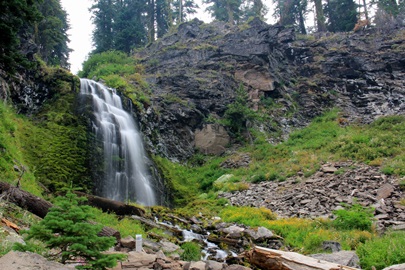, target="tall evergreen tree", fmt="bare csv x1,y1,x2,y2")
156,0,169,37
274,0,307,34
325,0,357,32
115,0,147,51
313,0,327,31
204,0,243,24
241,0,268,20
172,0,198,24
36,0,71,68
91,0,116,53
0,0,42,72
